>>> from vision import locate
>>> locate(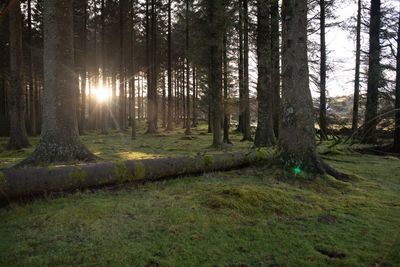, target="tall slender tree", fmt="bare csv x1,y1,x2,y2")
271,0,280,138
166,0,174,131
27,0,36,136
319,0,328,139
255,0,276,147
223,34,231,144
242,0,252,141
22,0,94,164
363,0,381,143
237,0,244,133
208,0,223,147
185,0,192,135
352,0,362,134
7,0,30,149
394,12,400,153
